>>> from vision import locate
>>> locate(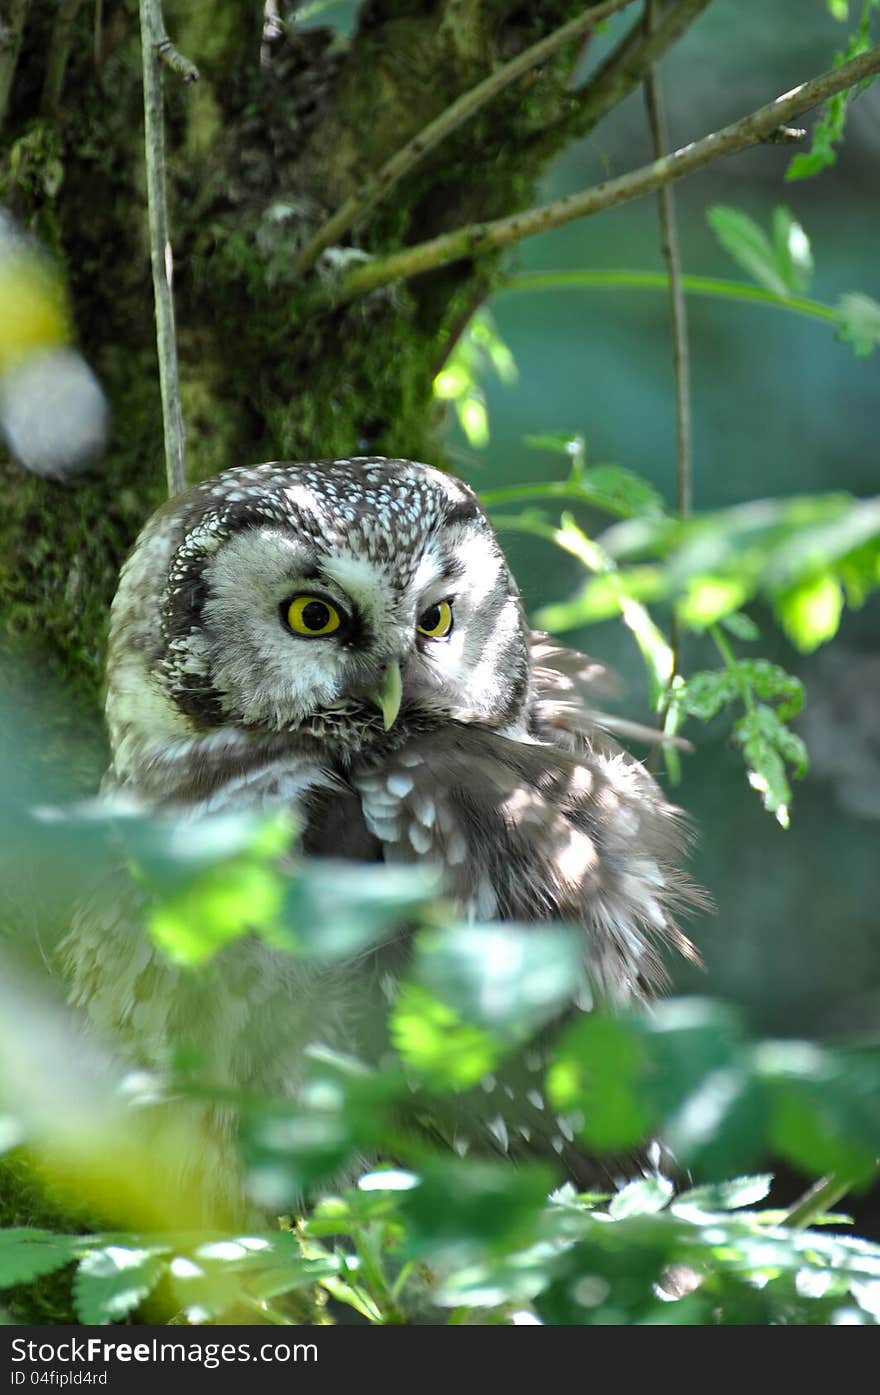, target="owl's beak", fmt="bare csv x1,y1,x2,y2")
369,660,403,730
